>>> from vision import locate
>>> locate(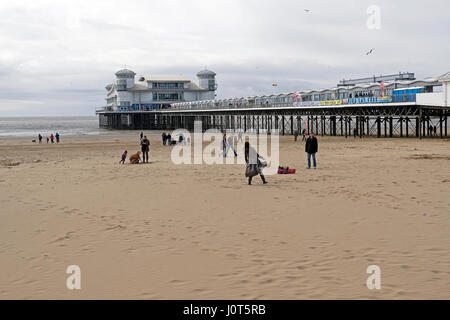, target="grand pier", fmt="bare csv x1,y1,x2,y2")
96,72,450,139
